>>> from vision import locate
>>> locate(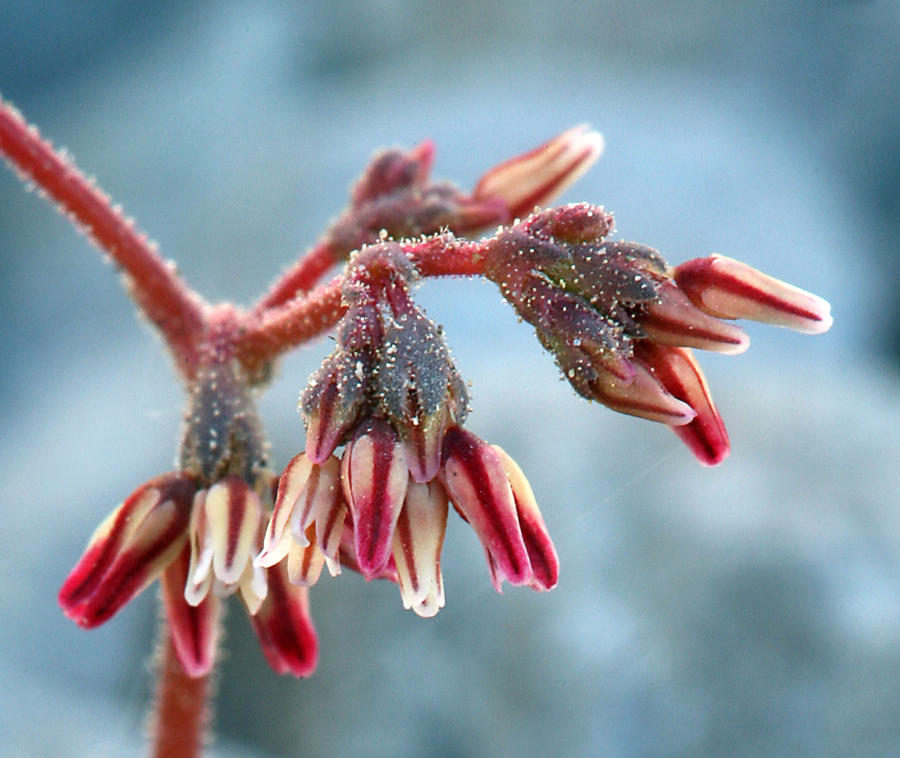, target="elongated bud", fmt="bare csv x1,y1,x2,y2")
674,254,833,334
351,141,434,206
590,362,697,426
473,125,605,218
641,281,749,355
491,446,559,591
257,453,345,575
440,426,532,590
341,419,409,579
59,472,196,628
